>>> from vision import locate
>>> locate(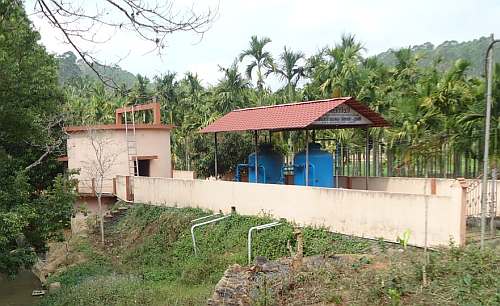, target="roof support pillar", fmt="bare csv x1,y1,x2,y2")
305,130,309,186
214,133,218,180
254,131,258,183
365,128,369,190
